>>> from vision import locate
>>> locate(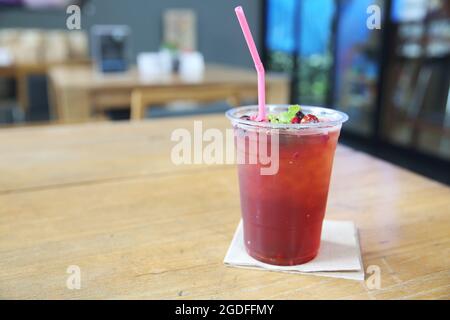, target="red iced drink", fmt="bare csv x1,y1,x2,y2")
226,105,348,266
